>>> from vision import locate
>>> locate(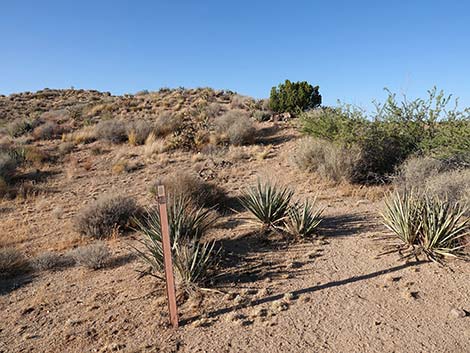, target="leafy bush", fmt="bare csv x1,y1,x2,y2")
134,198,218,290
71,243,111,270
0,247,29,277
214,110,256,146
283,200,323,238
239,181,293,230
301,88,470,183
156,171,226,209
292,137,362,183
75,194,138,238
269,80,322,113
95,120,127,143
381,191,469,262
